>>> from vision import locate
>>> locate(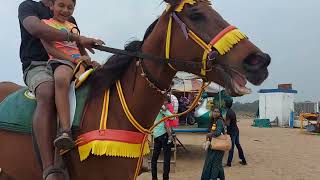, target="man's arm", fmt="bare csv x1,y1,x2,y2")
162,109,177,121
77,43,88,56
41,39,91,64
23,16,104,53
18,2,104,53
225,111,231,126
23,16,73,42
